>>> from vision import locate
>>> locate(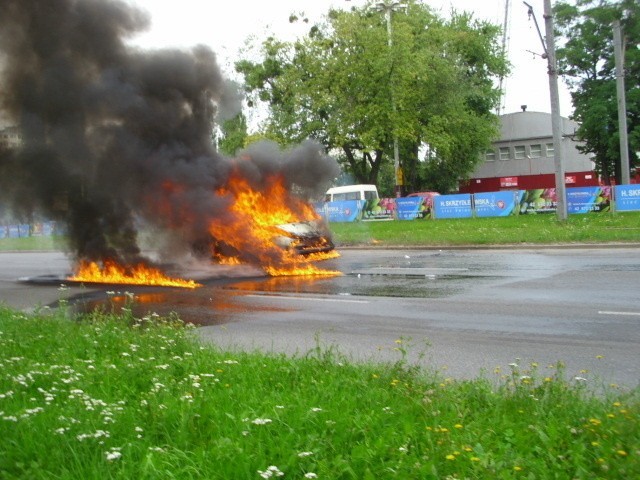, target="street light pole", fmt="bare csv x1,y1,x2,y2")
375,1,406,197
